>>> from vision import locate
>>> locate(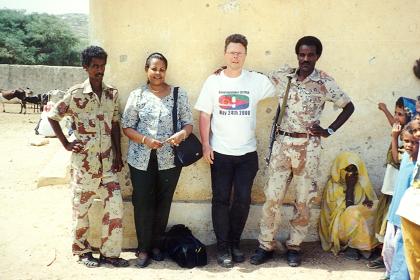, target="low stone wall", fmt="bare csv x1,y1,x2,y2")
0,64,85,94
87,200,321,248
